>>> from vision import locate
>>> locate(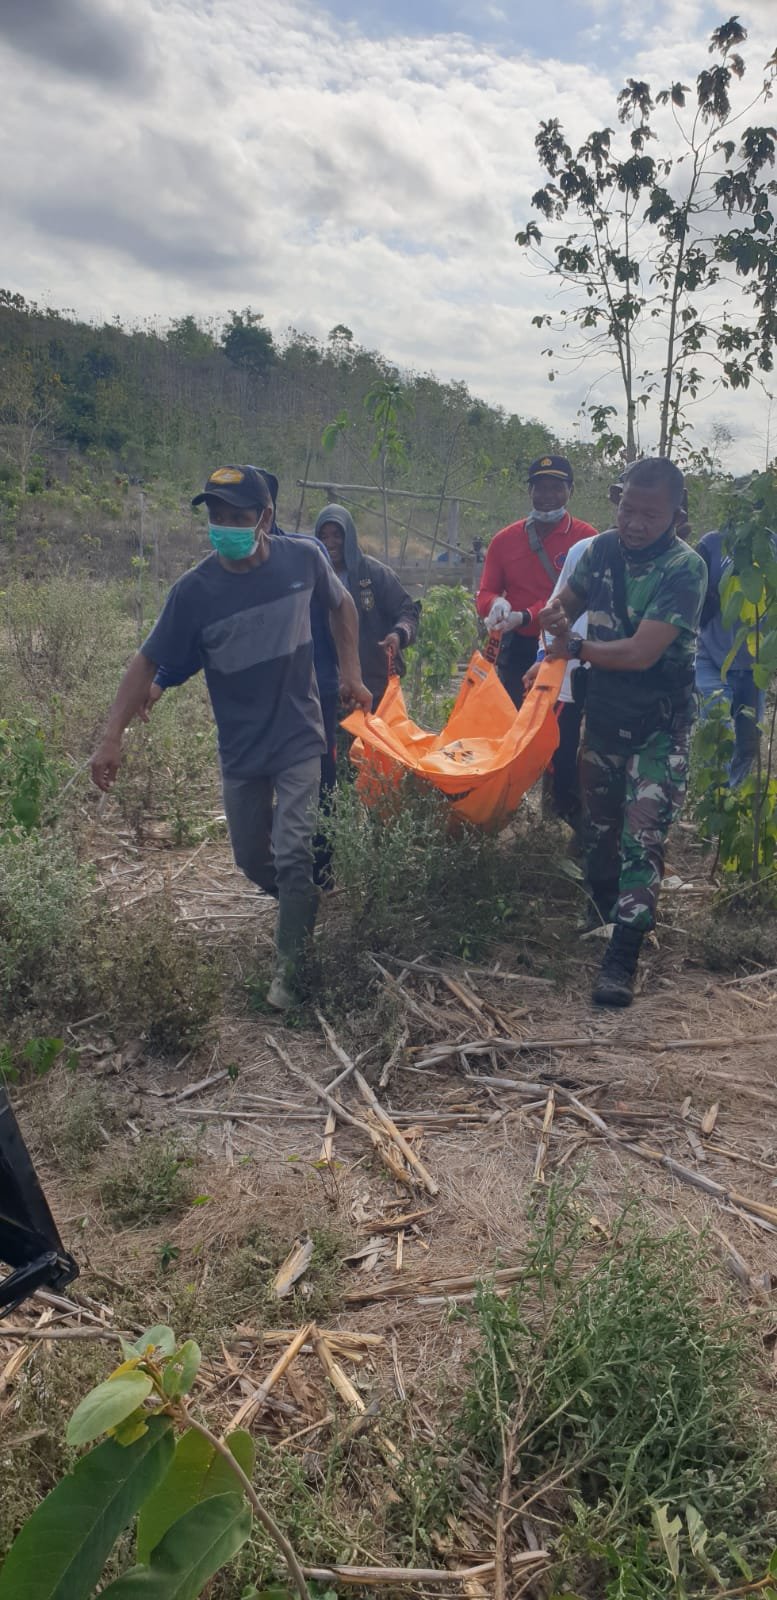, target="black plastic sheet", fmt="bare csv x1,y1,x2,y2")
0,1087,78,1316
